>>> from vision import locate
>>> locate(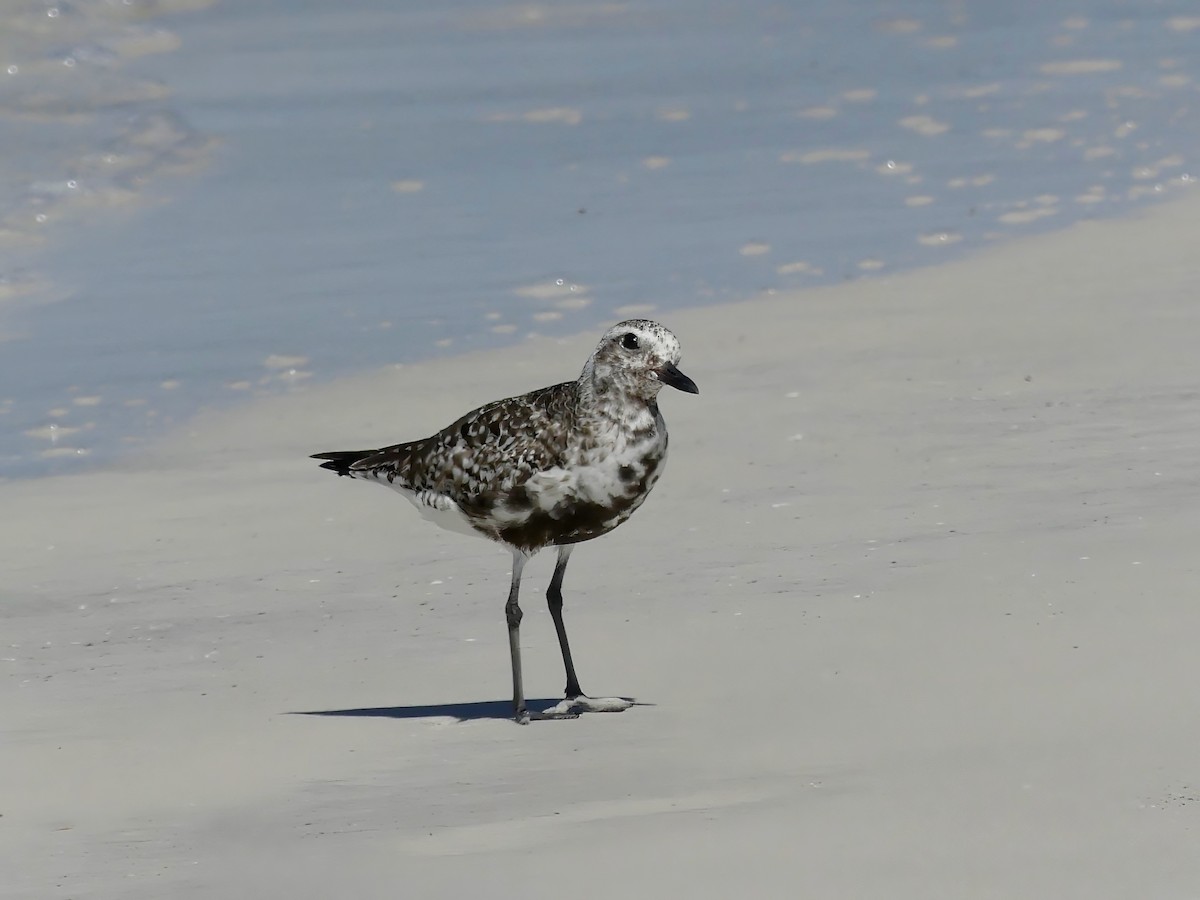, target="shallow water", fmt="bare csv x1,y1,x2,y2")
2,0,1198,477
